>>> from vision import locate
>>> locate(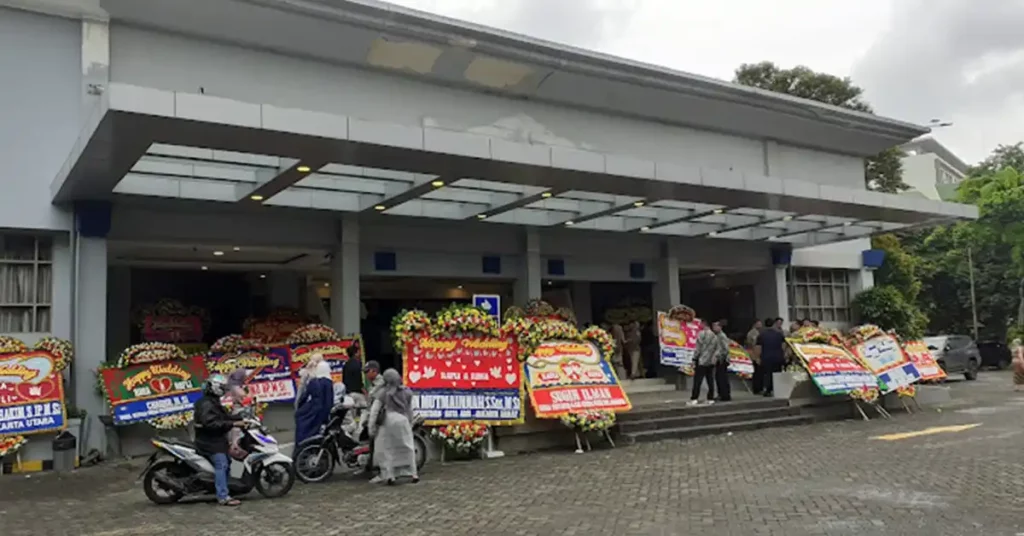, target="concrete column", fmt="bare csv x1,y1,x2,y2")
330,215,361,335
513,229,541,306
75,235,108,453
850,268,875,295
268,272,302,310
571,281,592,324
774,266,790,323
652,241,681,312
105,266,132,359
